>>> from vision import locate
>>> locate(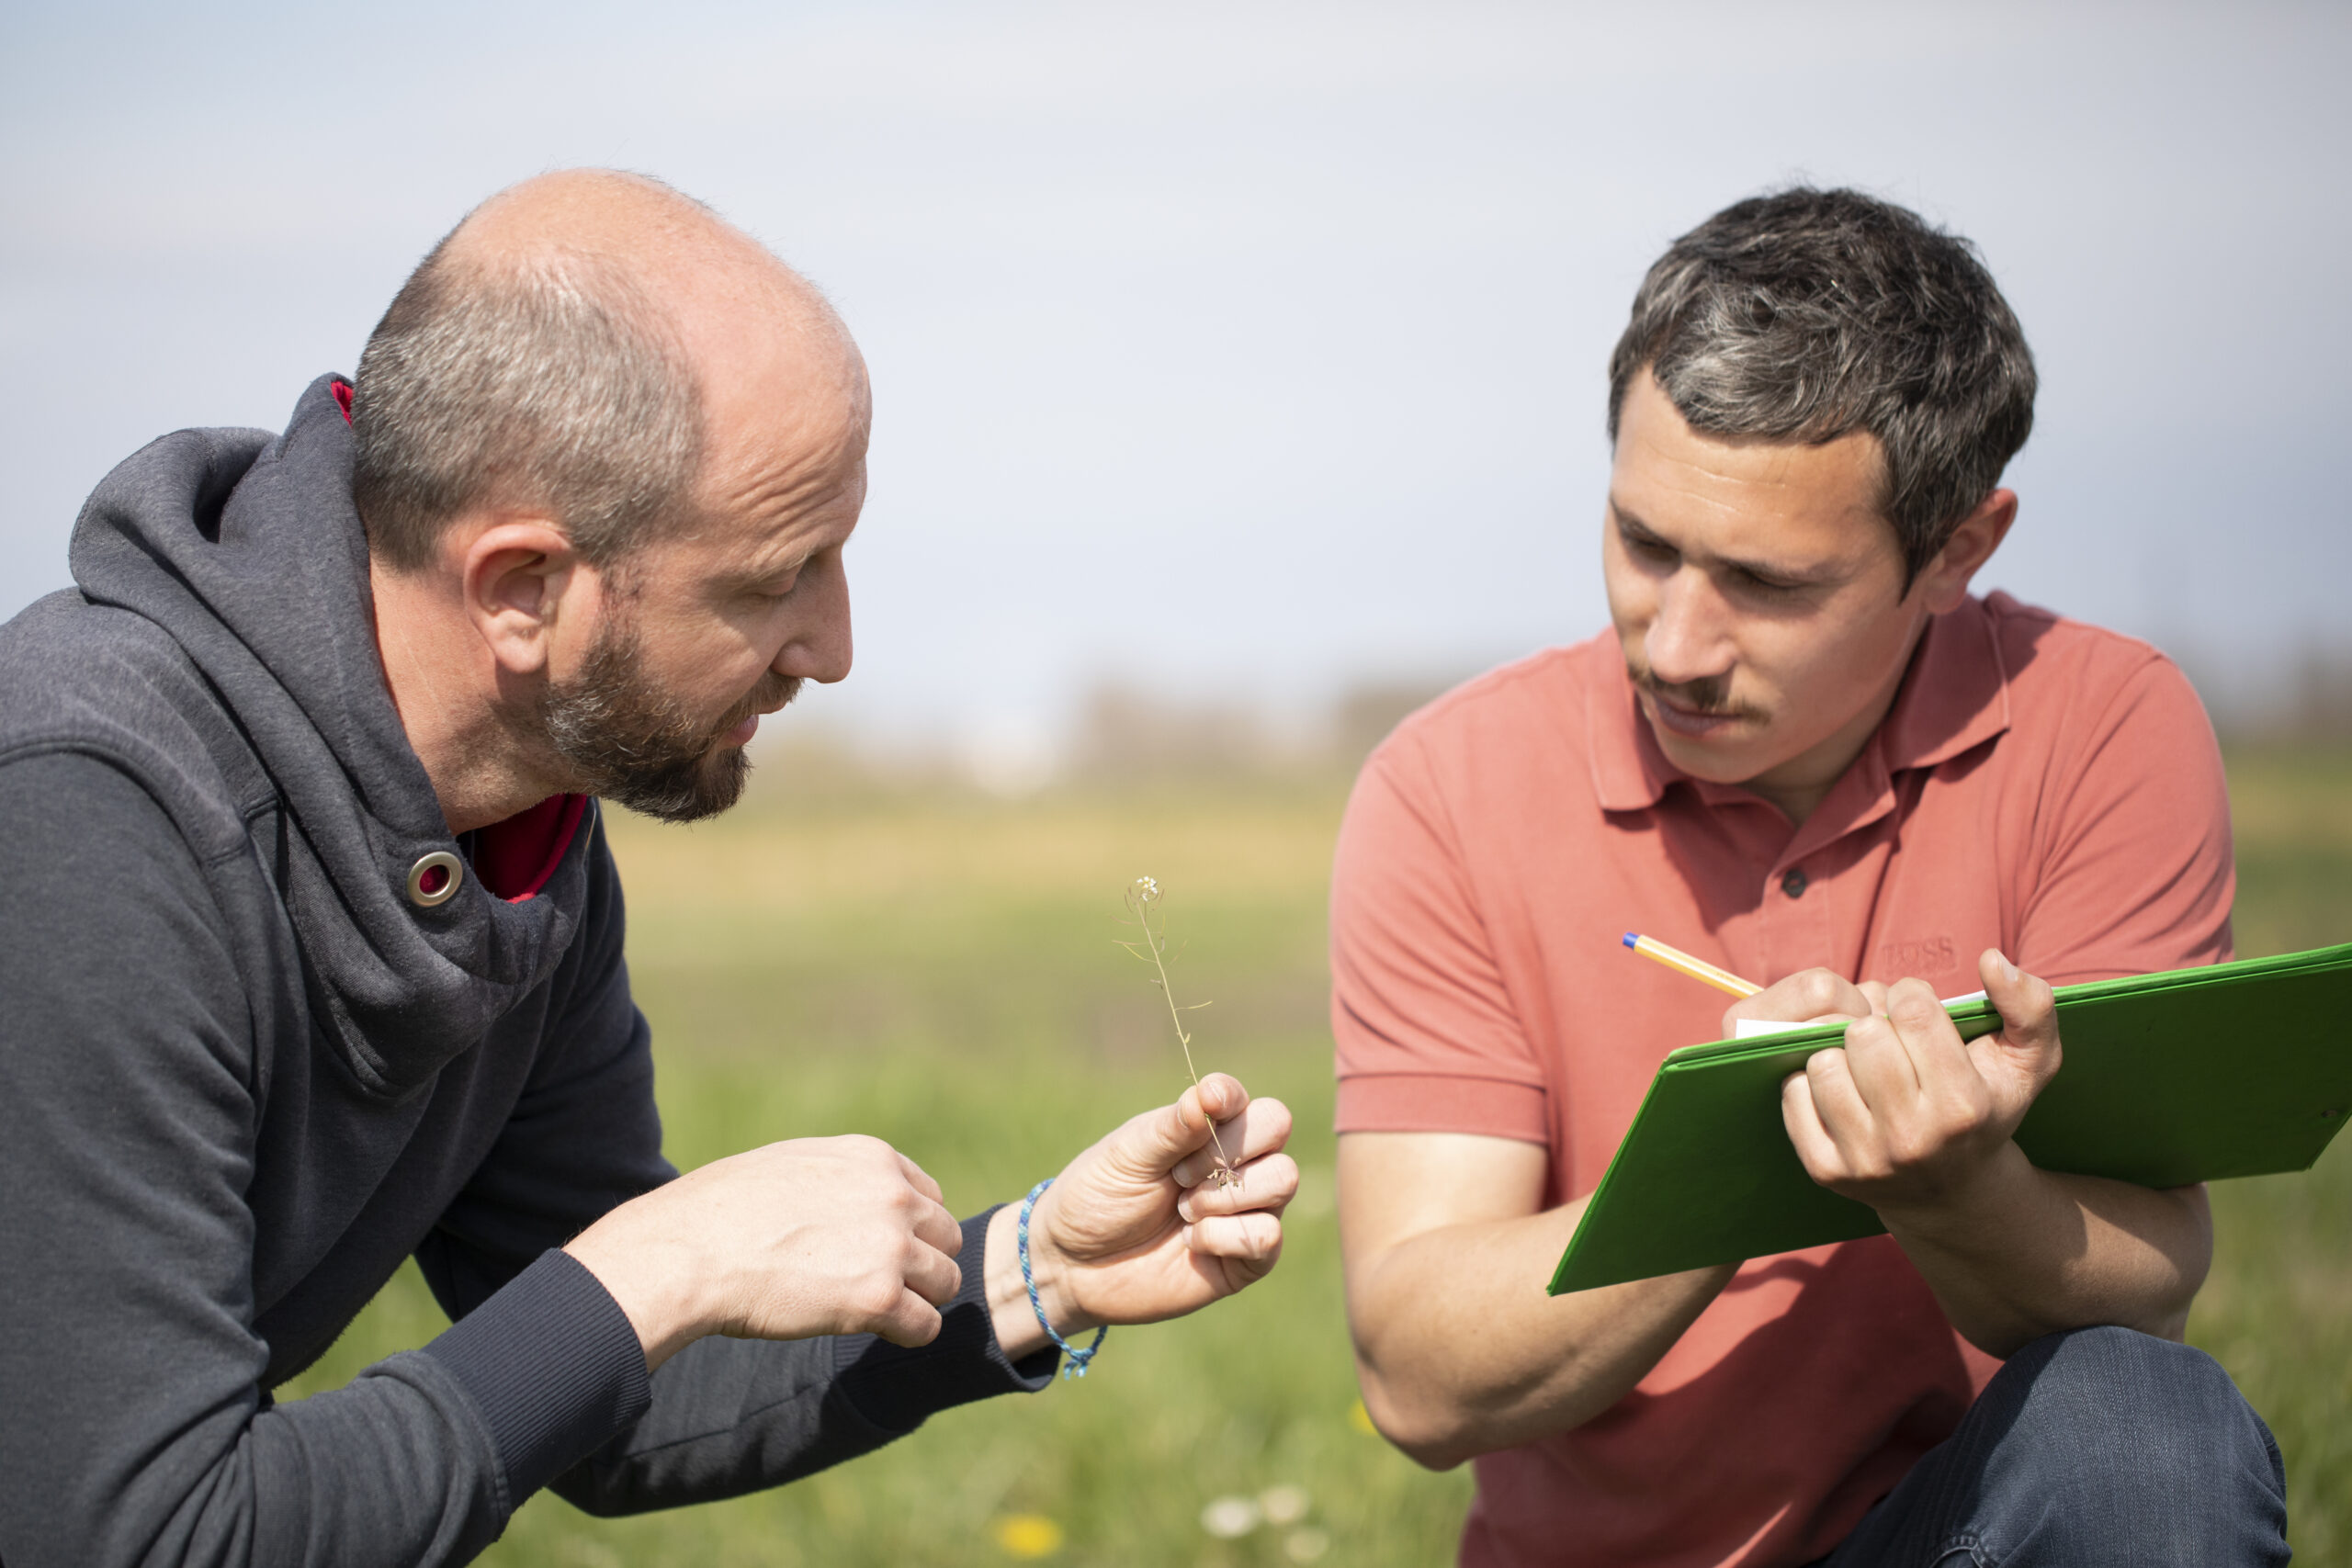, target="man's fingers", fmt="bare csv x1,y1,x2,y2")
1802,1046,1876,1168
1722,966,1871,1036
909,1231,964,1307
1130,1077,1248,1172
1219,1234,1284,1288
1170,1096,1292,1189
1980,948,2060,1052
911,1196,963,1260
896,1153,946,1207
1973,948,2063,1106
1780,1071,1845,1182
871,1291,946,1348
1119,1075,1293,1190
1883,976,1954,1041
1838,1011,1919,1111
1883,975,1986,1111
1176,1152,1300,1223
1195,1071,1250,1124
1183,1211,1283,1262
